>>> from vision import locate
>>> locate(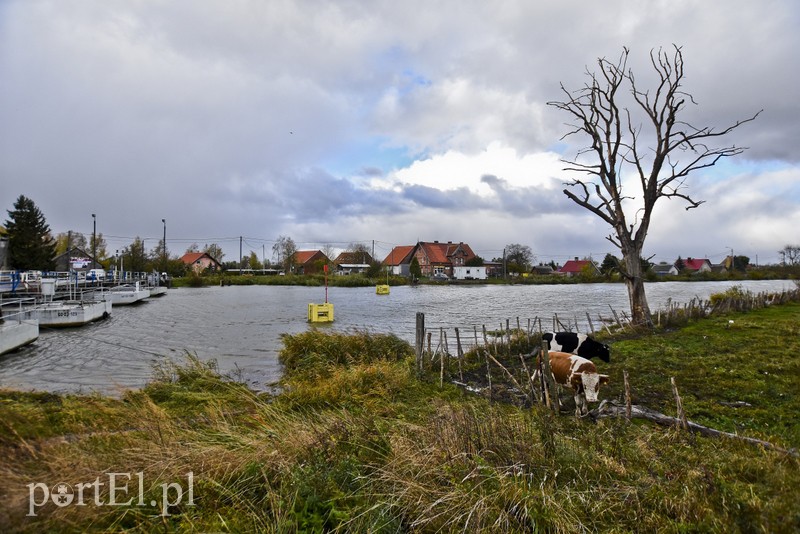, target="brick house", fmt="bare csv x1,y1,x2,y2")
290,250,329,275
412,241,477,278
